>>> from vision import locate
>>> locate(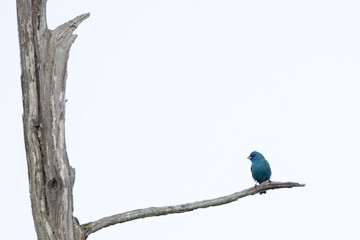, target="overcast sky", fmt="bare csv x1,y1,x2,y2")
2,0,360,239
